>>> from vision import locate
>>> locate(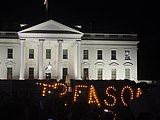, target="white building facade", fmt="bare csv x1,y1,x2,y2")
0,20,139,82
